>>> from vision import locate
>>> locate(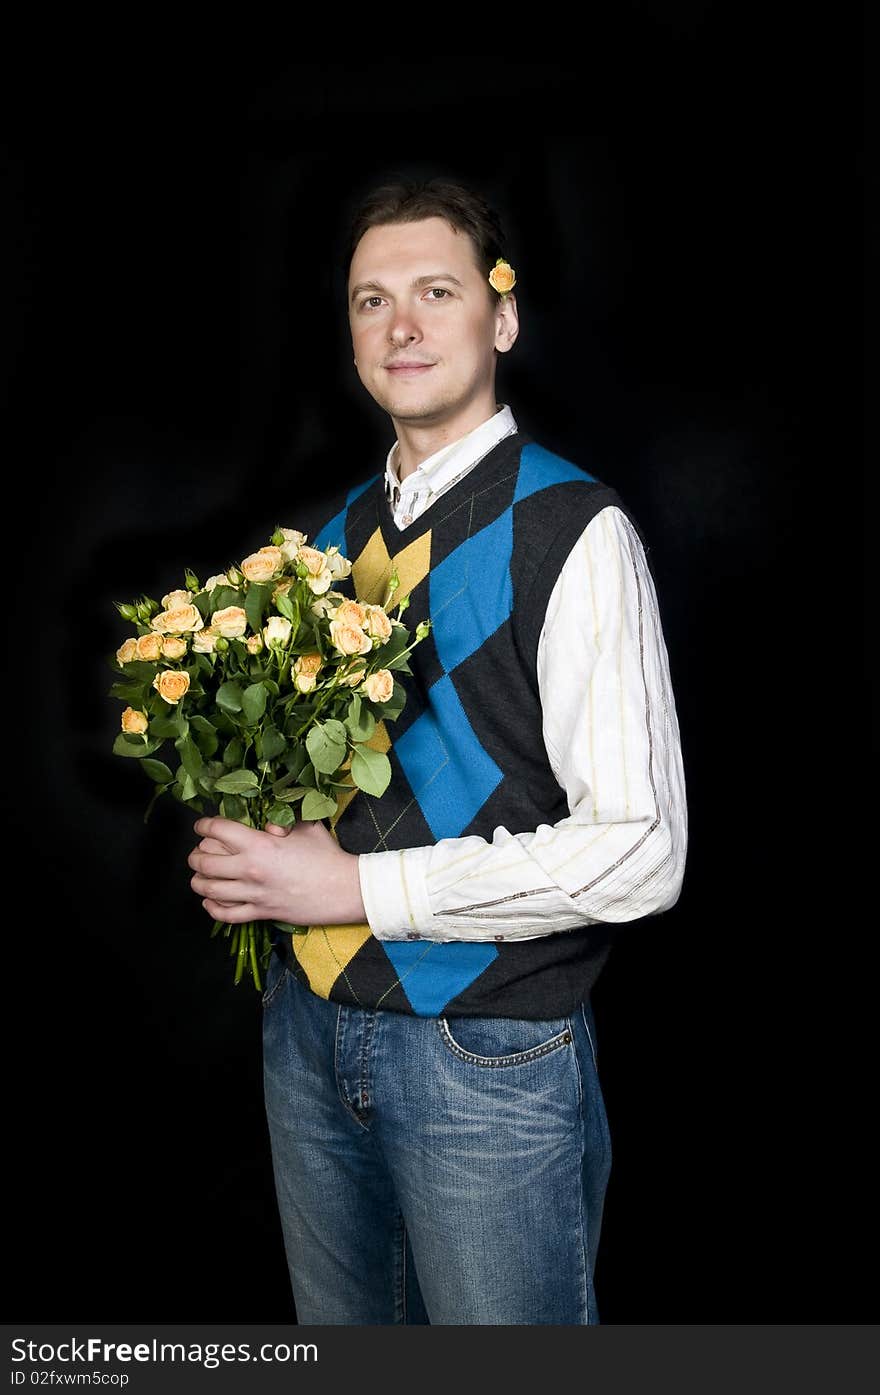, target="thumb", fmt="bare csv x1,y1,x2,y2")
265,822,293,837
